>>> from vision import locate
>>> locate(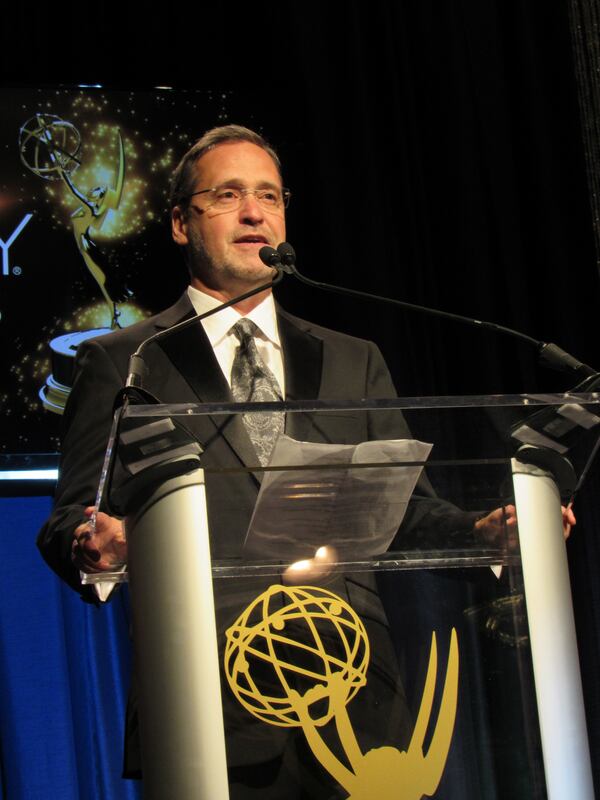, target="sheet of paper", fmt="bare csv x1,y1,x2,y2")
244,435,432,559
